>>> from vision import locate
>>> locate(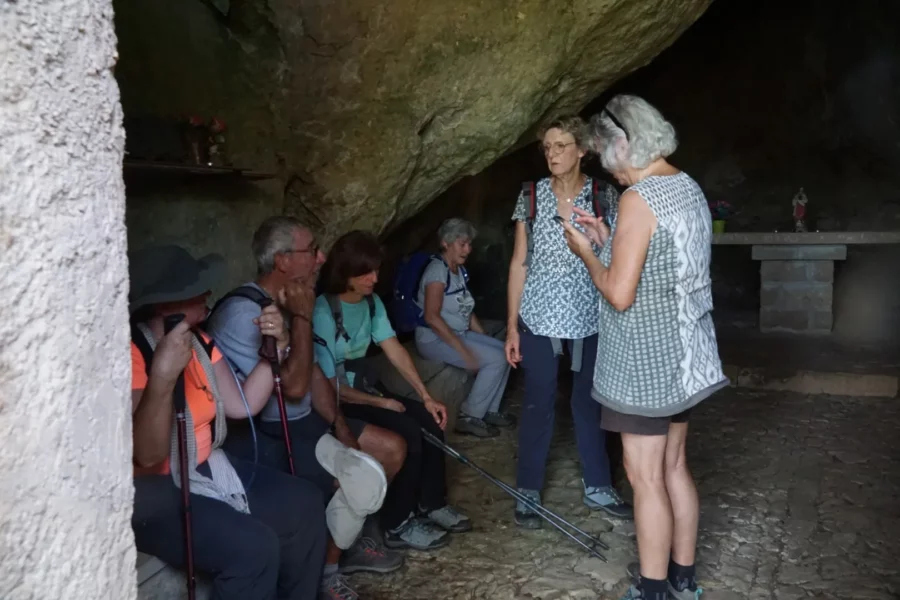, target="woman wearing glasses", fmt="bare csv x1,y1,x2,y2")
505,115,633,529
561,95,727,600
